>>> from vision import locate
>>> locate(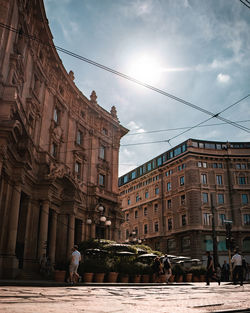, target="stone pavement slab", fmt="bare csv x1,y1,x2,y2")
0,283,249,313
